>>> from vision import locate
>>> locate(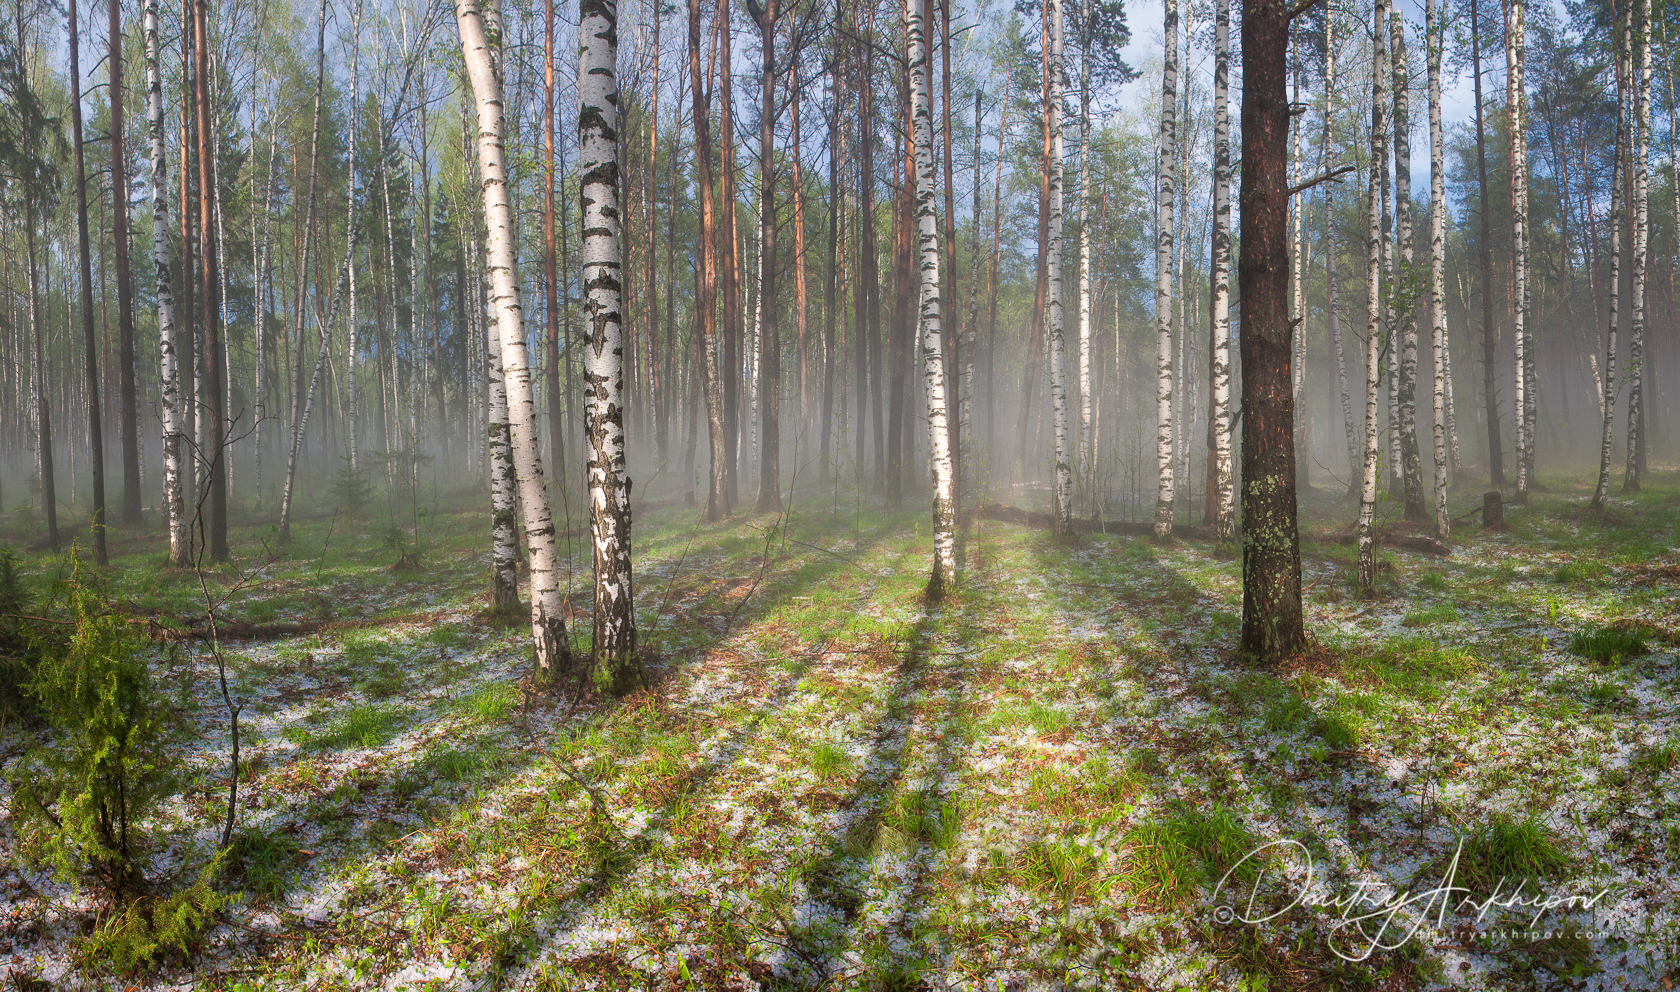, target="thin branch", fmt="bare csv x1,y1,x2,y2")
1288,164,1357,197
